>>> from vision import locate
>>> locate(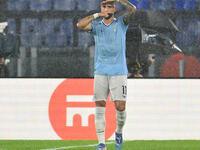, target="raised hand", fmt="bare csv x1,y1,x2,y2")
98,12,110,18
